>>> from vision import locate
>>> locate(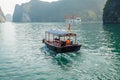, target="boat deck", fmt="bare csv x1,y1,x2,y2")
46,40,78,47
